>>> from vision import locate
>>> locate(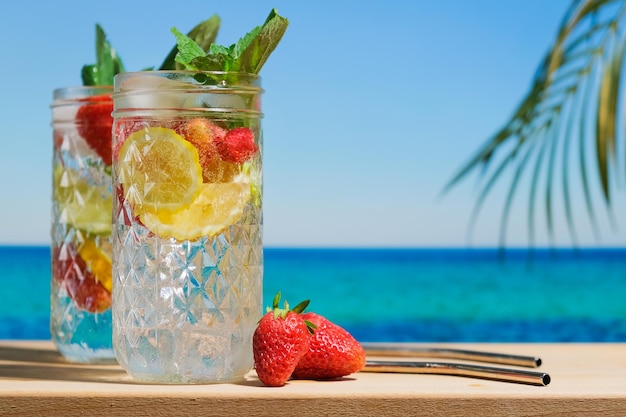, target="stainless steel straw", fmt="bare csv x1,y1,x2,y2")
363,360,551,386
362,342,542,368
